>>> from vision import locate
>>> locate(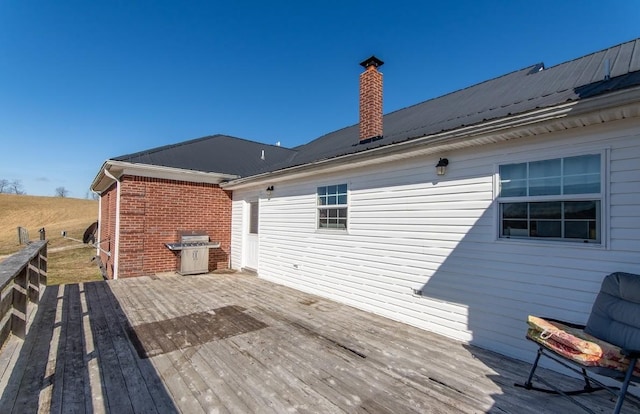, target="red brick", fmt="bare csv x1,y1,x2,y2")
99,176,232,279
